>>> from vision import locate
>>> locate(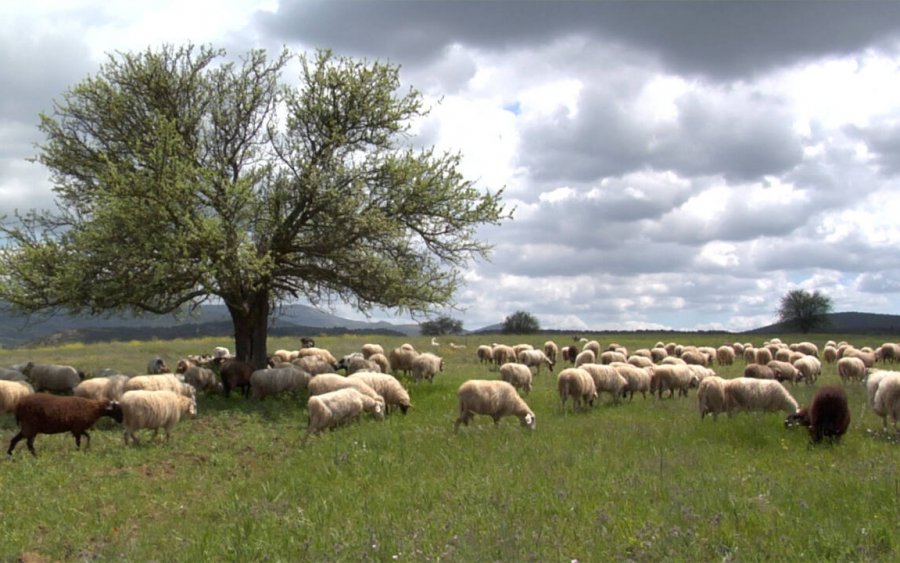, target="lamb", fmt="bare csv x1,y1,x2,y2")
793,355,821,384
307,373,385,405
838,356,868,384
73,375,129,401
146,356,170,374
7,394,123,456
518,349,554,375
573,349,596,368
348,371,411,414
557,367,597,412
0,380,34,414
250,365,311,400
411,352,443,384
389,346,420,376
120,389,197,445
767,360,801,385
453,380,536,431
652,364,698,398
613,363,652,400
499,362,533,394
124,374,196,398
580,363,627,403
872,372,900,431
784,385,851,444
303,388,385,443
697,376,728,420
723,378,798,416
22,363,84,394
361,343,385,359
543,341,559,364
